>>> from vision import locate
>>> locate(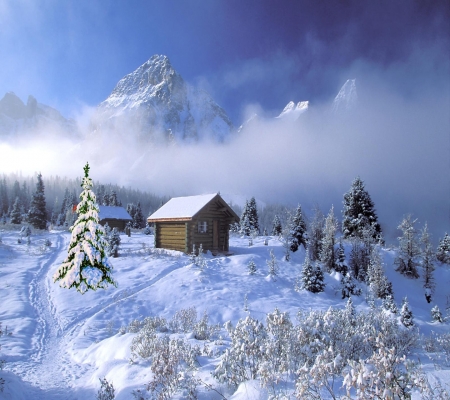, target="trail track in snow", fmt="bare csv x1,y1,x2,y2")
6,232,185,399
